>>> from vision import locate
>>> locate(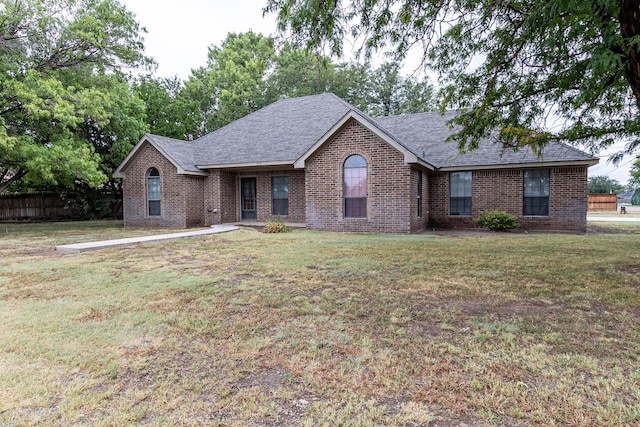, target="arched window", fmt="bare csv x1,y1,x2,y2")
146,167,161,216
344,155,367,218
